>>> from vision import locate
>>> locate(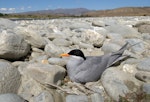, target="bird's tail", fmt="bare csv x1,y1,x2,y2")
107,42,141,67
113,42,129,55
